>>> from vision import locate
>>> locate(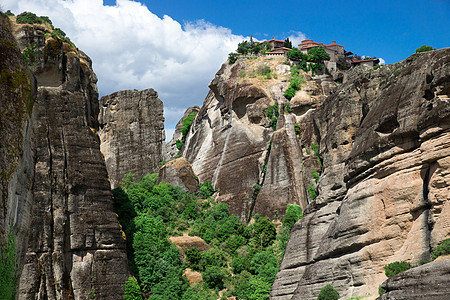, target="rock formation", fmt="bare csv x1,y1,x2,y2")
271,48,450,299
182,58,328,221
2,16,129,299
158,158,199,193
99,89,165,189
0,14,36,275
378,259,450,300
165,106,200,161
